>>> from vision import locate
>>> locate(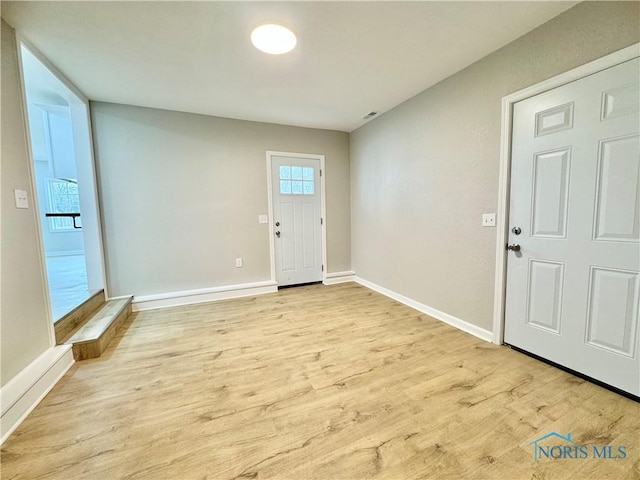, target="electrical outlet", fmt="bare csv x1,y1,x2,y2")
482,213,496,227
14,190,28,209
235,258,243,268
